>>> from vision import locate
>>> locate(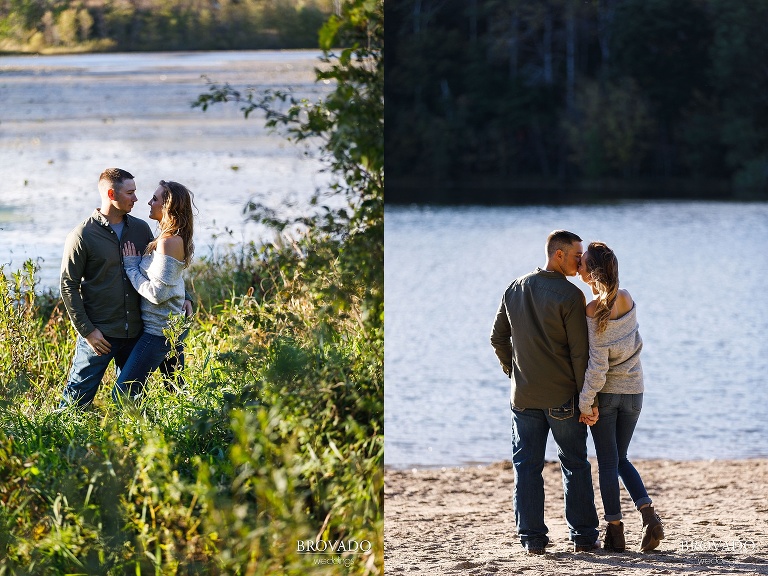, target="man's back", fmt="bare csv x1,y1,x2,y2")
491,268,589,409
